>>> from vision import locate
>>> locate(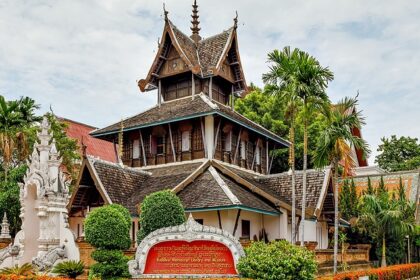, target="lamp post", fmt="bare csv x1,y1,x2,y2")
406,235,411,264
